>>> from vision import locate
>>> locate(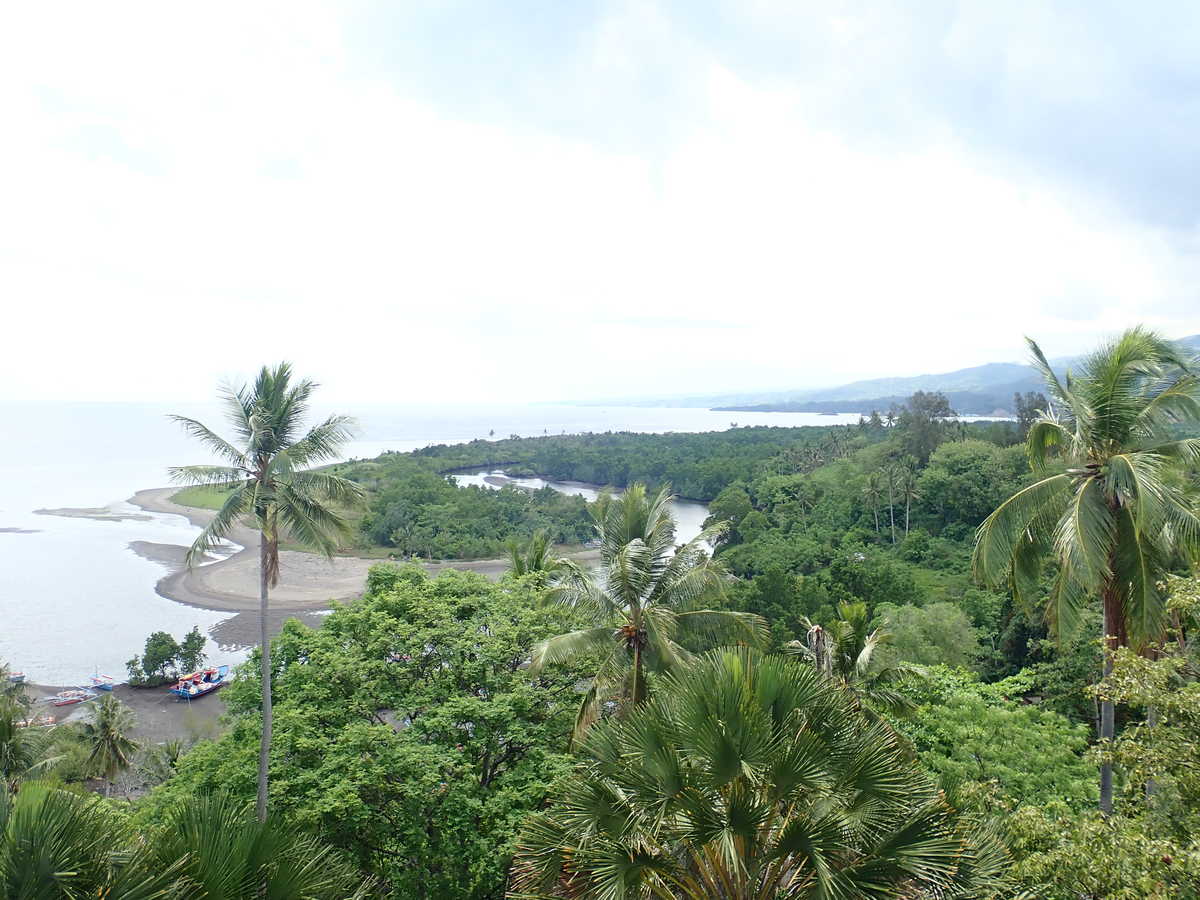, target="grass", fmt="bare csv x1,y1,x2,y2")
170,485,232,511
